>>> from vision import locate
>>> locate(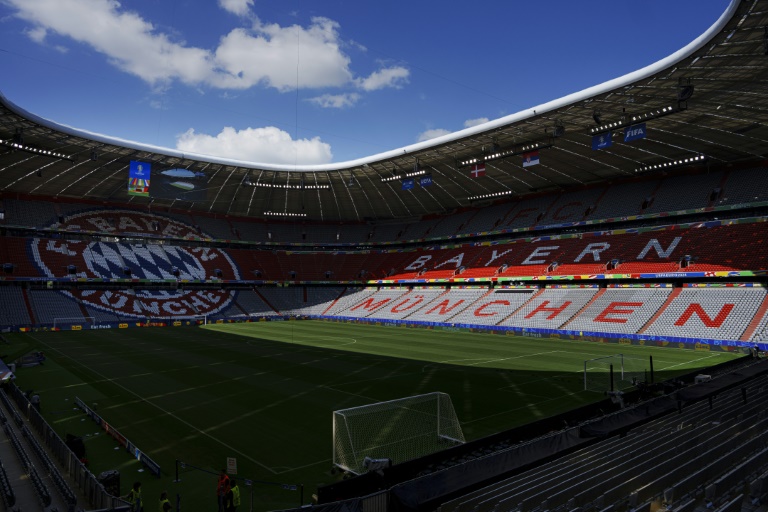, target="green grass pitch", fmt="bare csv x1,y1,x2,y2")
5,320,740,511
